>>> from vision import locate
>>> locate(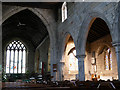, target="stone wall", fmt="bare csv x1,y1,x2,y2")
36,37,50,74
57,2,118,56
